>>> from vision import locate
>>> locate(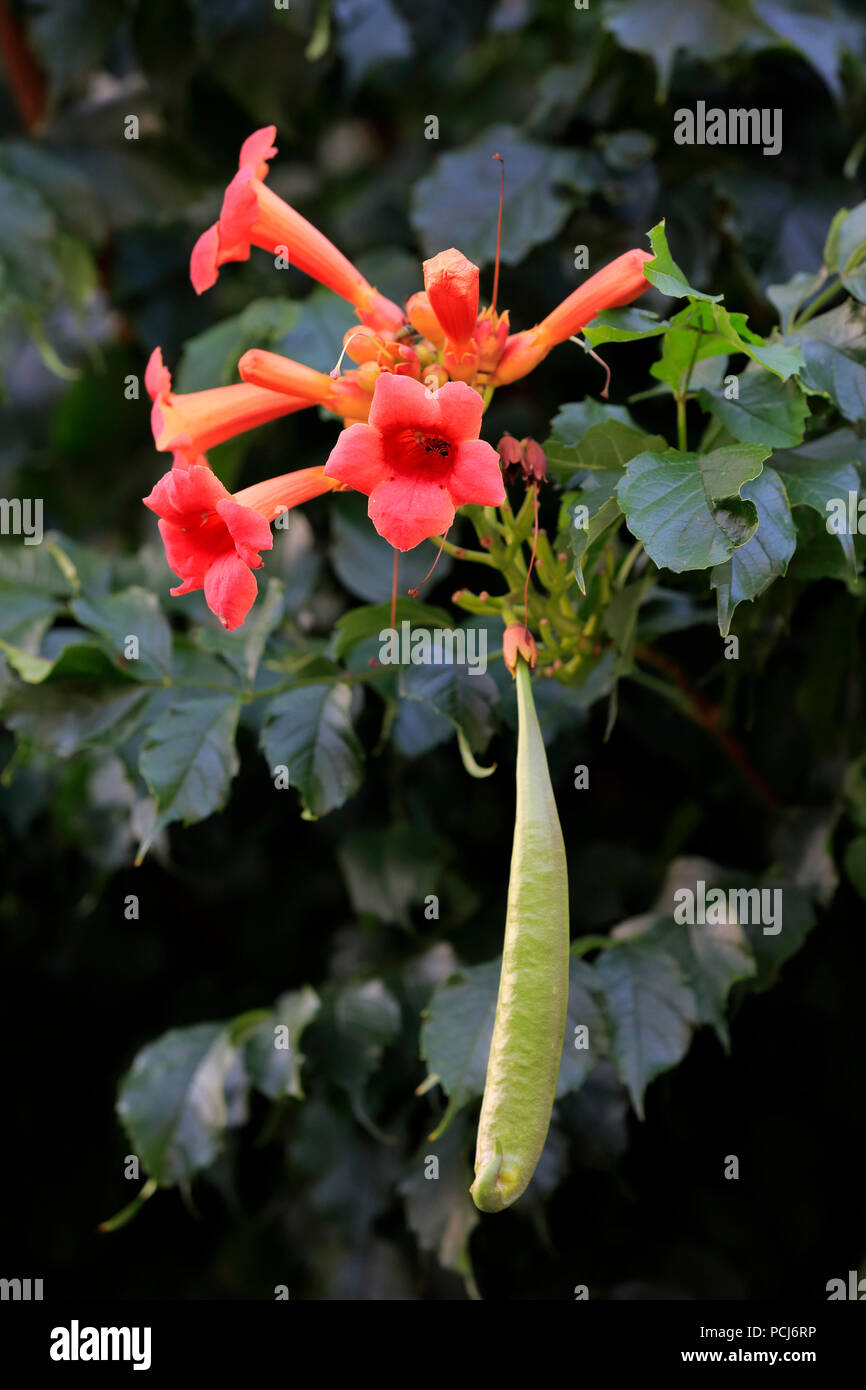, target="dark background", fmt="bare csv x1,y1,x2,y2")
1,0,865,1300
